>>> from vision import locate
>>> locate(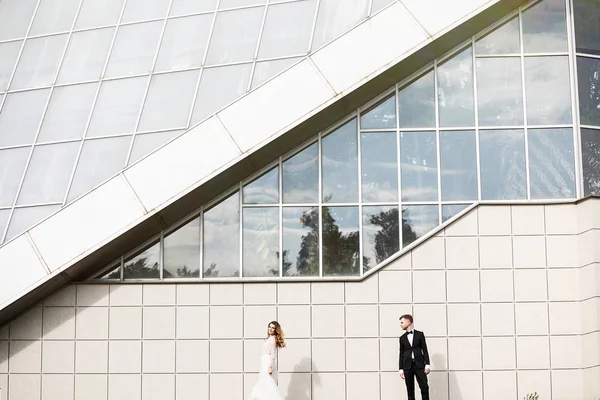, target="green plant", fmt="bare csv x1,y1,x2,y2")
523,393,539,400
